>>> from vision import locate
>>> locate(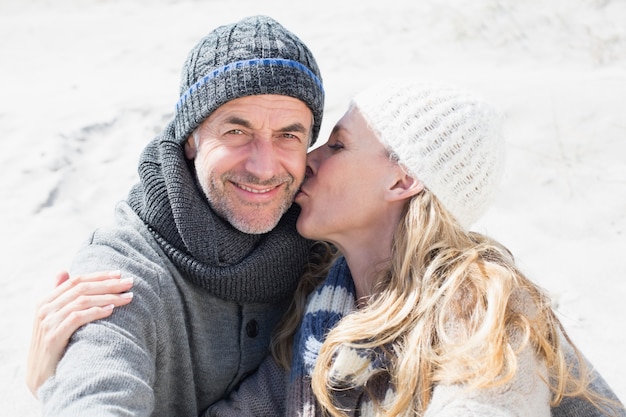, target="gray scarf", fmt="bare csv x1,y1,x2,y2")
127,121,312,303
